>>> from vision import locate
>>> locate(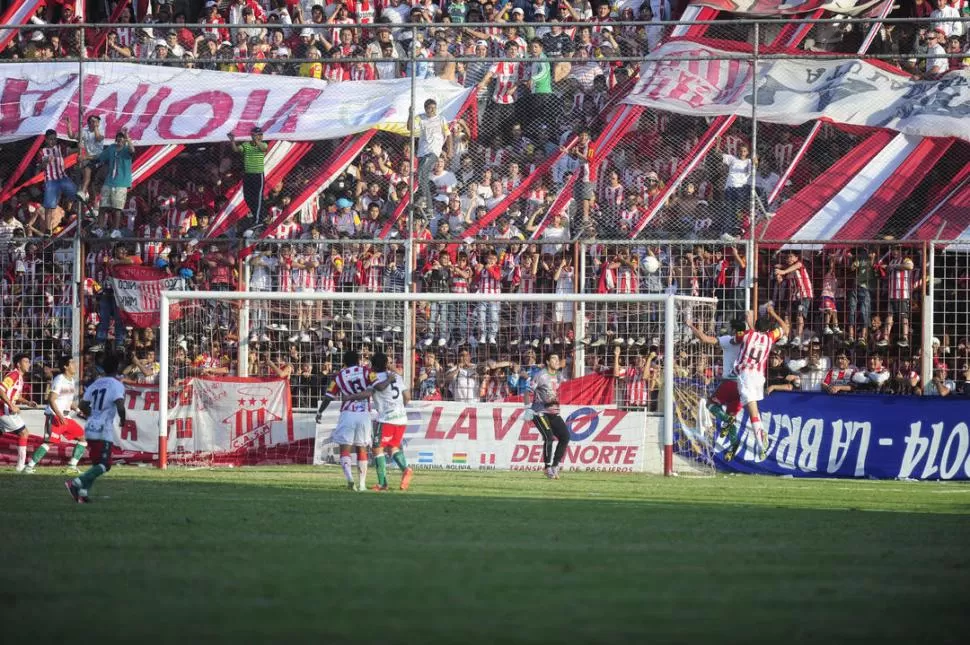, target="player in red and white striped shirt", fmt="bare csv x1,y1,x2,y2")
316,349,372,491
882,246,915,347
773,250,813,348
734,304,789,457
